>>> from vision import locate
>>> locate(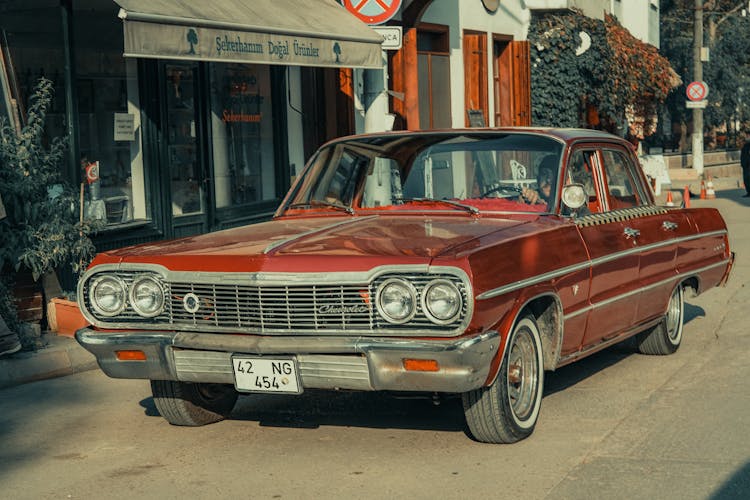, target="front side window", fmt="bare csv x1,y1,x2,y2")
565,149,601,213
